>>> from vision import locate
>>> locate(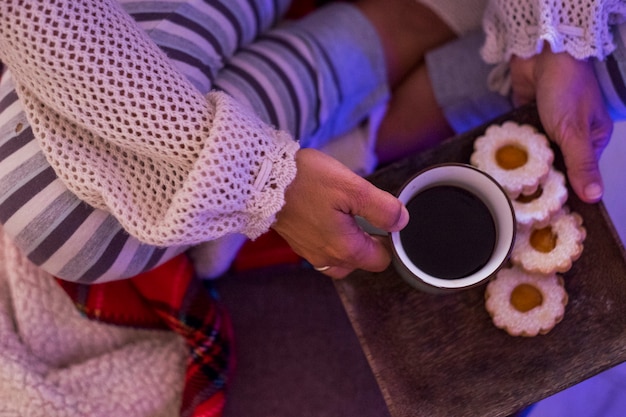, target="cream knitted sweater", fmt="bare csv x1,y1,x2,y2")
3,0,625,252
0,0,299,248
482,0,626,62
419,0,626,61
